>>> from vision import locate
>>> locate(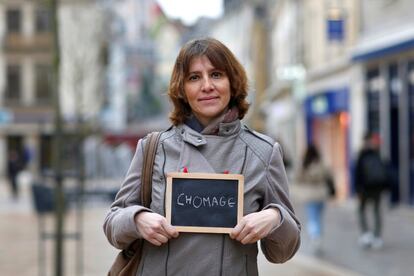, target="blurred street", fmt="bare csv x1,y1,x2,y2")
1,178,413,276
2,0,414,275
